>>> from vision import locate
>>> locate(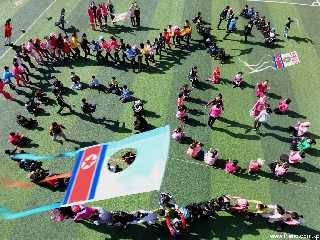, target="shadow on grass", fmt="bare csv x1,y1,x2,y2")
189,109,204,116
288,36,313,44
306,148,320,157
188,96,207,105
284,110,307,119
186,117,206,127
219,117,252,131
66,139,99,148
212,126,260,141
291,161,320,174
144,109,161,119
